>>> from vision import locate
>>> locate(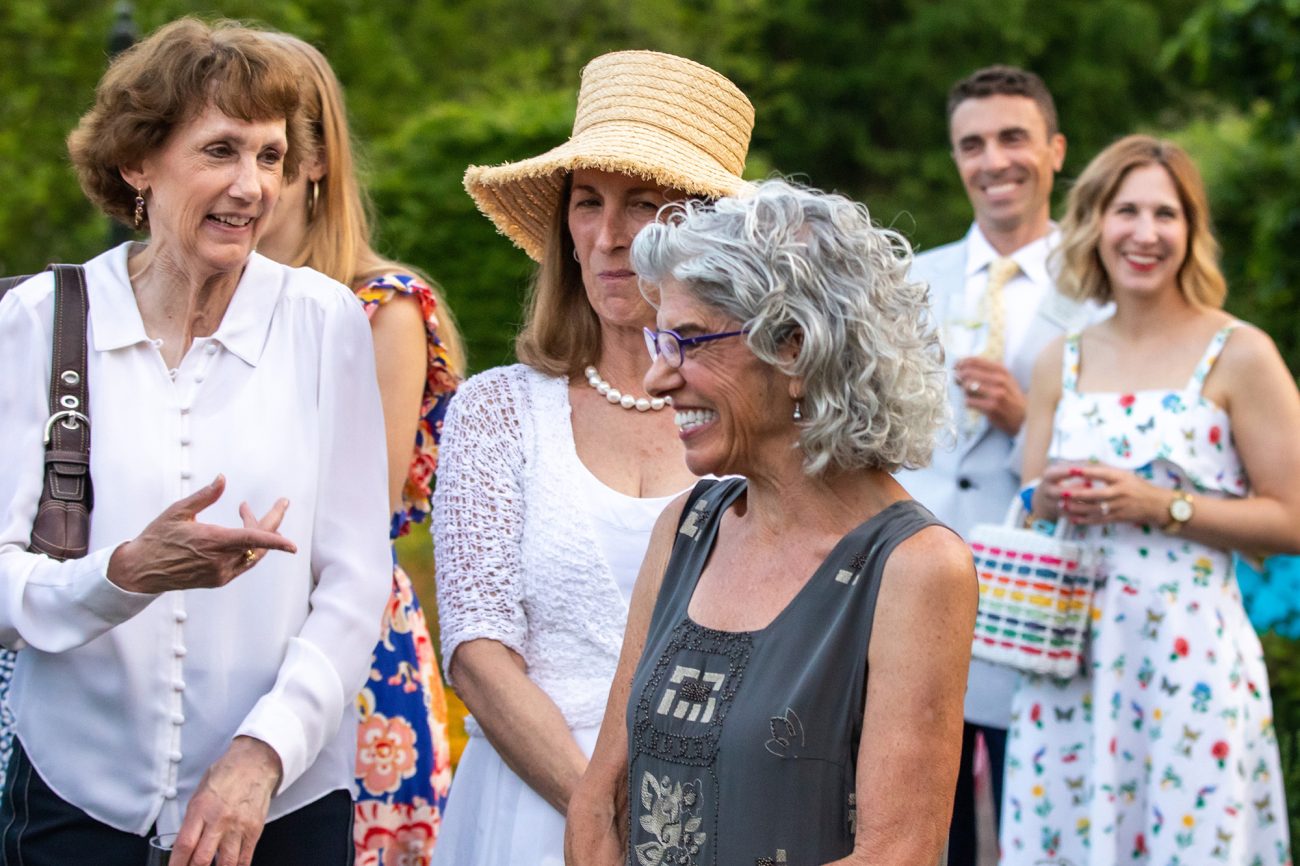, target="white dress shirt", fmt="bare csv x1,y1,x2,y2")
0,244,391,834
940,224,1058,367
